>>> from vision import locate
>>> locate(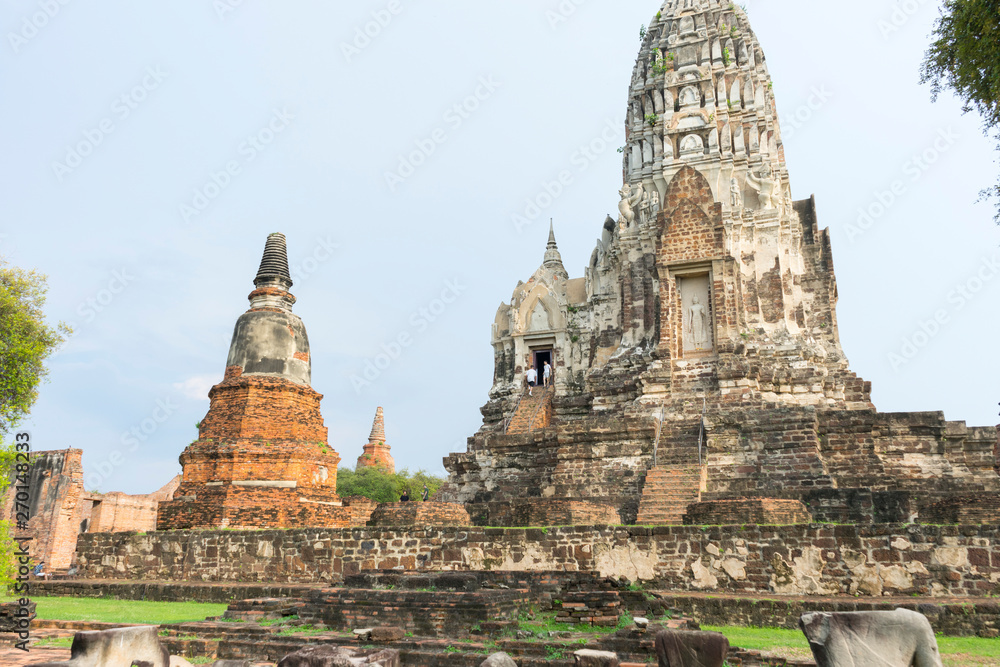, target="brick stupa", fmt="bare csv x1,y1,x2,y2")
158,233,356,530
356,407,395,473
